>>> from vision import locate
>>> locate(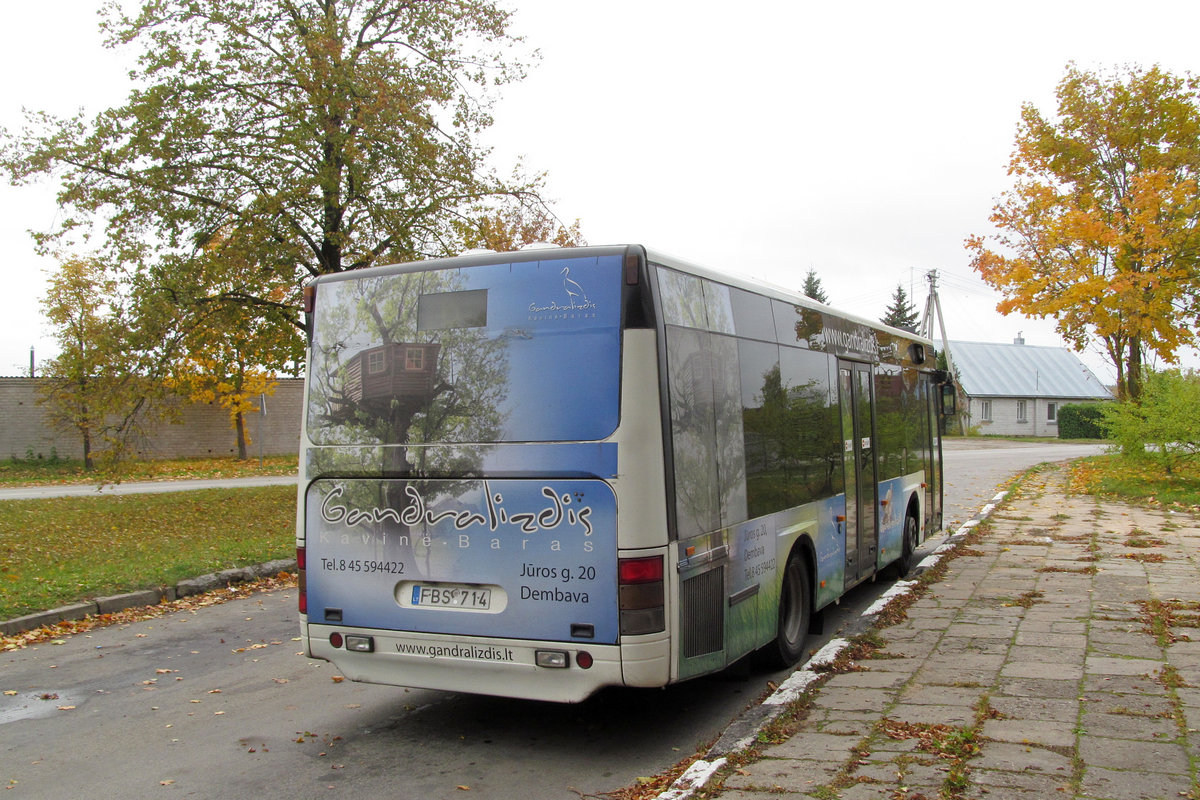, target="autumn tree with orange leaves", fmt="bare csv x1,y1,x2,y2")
967,64,1200,400
457,203,586,252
